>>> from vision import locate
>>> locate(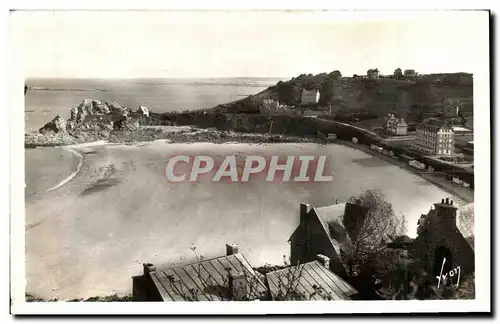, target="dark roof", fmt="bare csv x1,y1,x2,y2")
423,118,452,129
266,260,358,300
149,253,268,301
